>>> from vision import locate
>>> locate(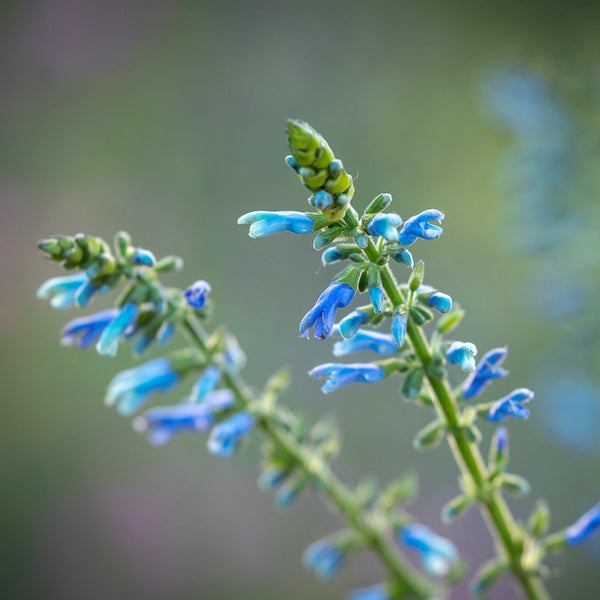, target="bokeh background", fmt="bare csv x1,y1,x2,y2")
2,1,600,598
